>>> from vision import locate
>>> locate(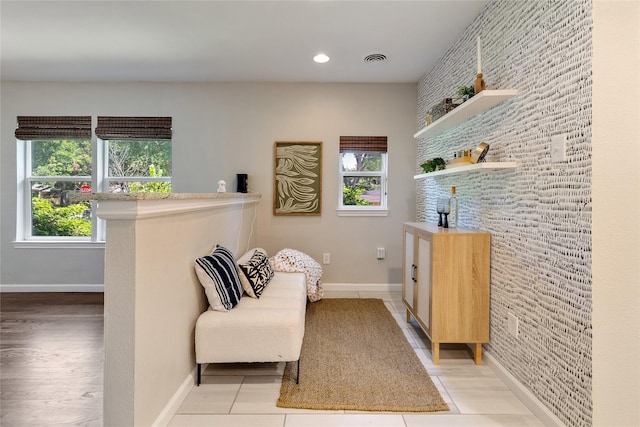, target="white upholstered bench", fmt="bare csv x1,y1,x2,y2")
195,270,307,385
